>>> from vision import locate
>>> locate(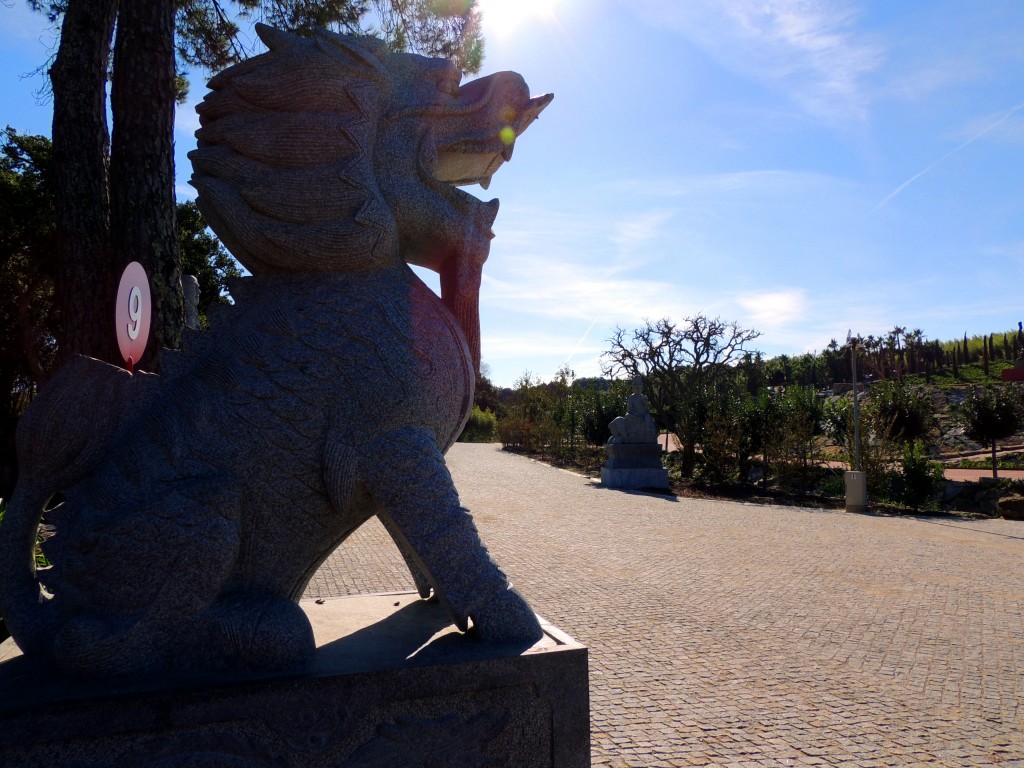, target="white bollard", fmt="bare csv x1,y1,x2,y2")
845,470,867,513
